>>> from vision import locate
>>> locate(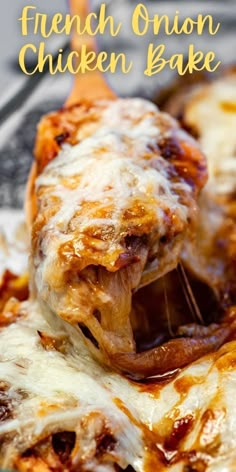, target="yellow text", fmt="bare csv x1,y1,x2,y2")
19,43,133,75
132,4,220,36
19,4,122,38
144,43,221,76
